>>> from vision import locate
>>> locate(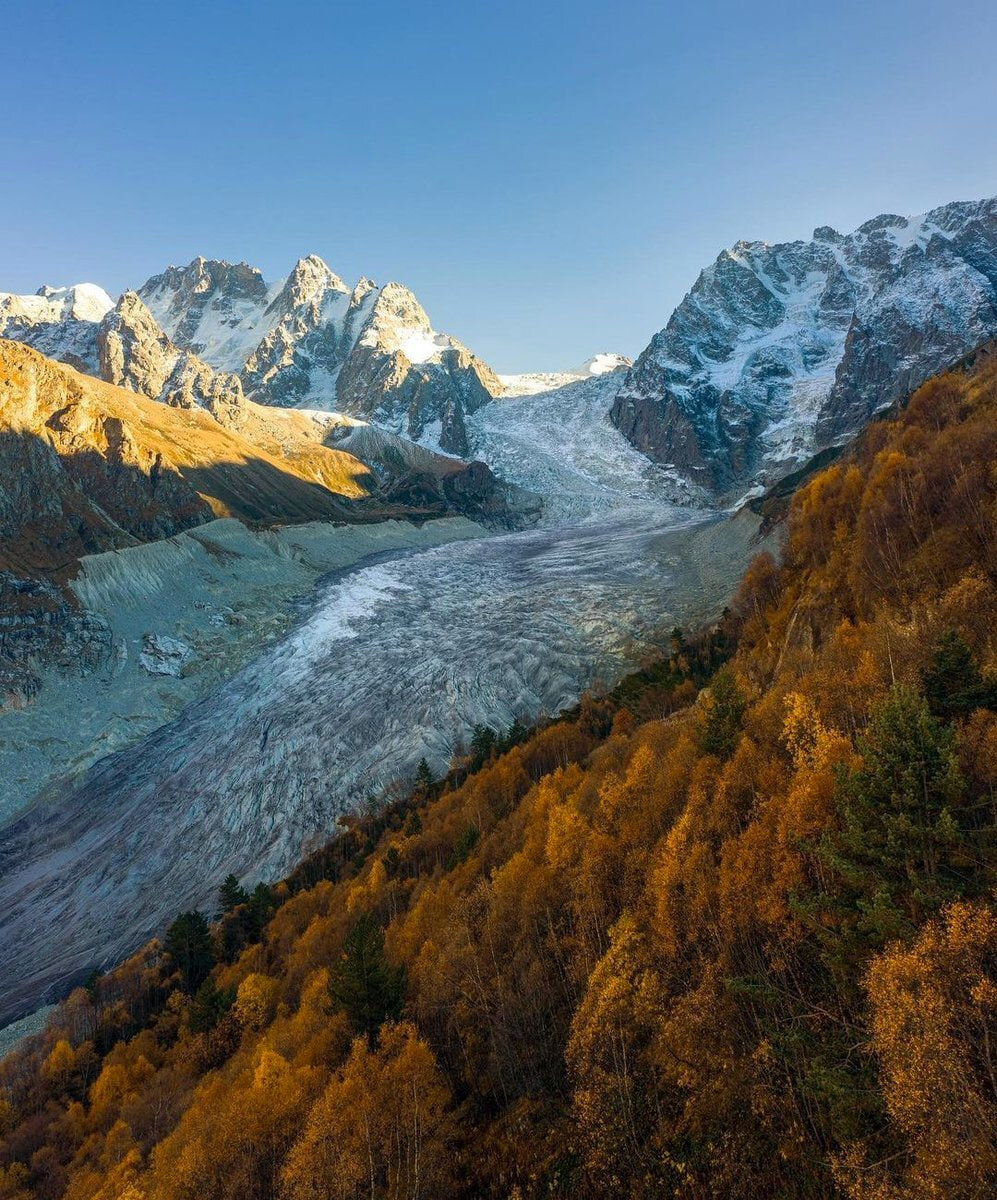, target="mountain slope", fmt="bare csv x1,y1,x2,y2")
612,196,997,496
0,340,375,577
